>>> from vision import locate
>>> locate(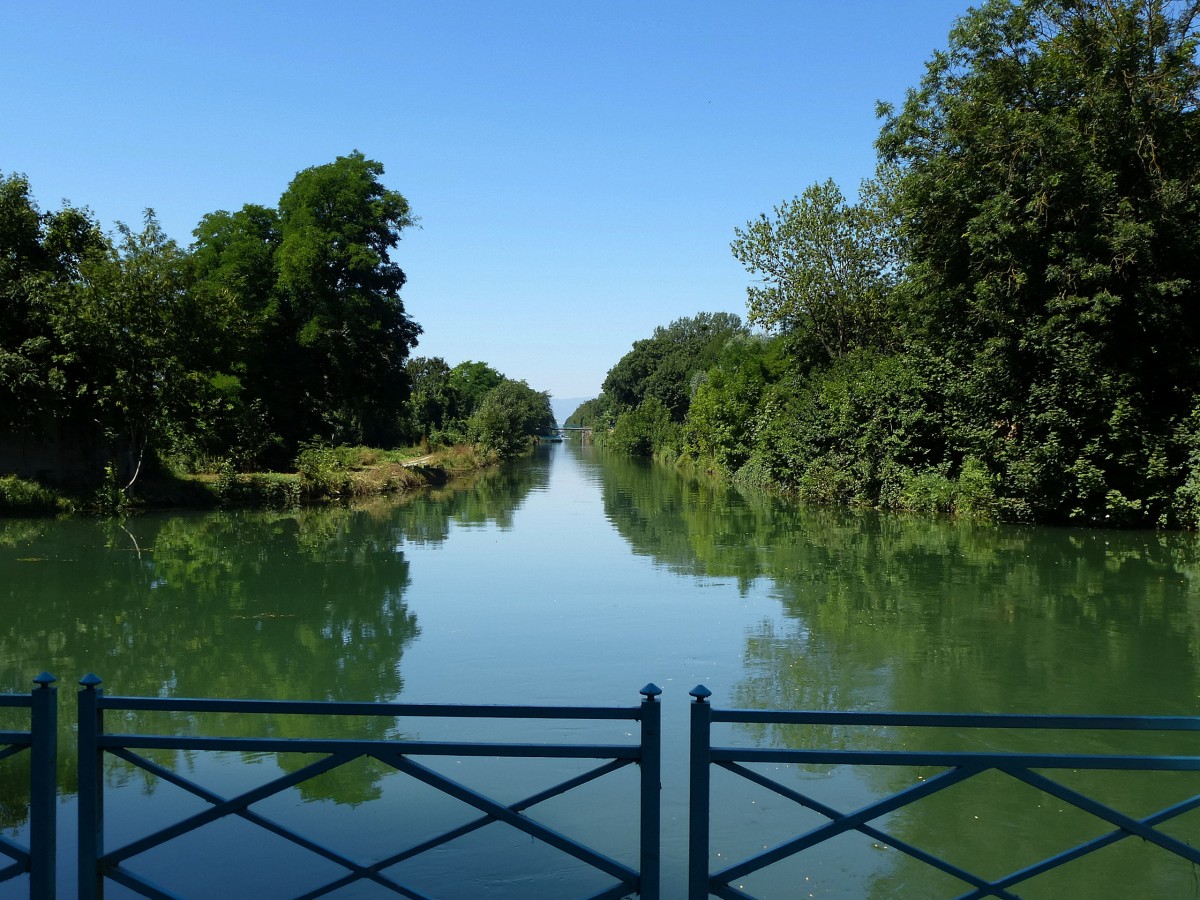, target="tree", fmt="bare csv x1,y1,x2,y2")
731,178,896,362
191,152,422,462
877,0,1200,523
187,204,283,466
602,312,747,422
47,212,204,492
275,151,420,447
448,360,505,421
469,379,555,458
0,172,104,429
